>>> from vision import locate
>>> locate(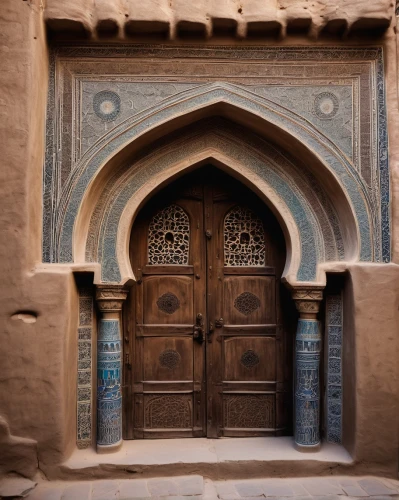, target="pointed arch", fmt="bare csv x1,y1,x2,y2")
73,119,359,286
57,83,372,269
